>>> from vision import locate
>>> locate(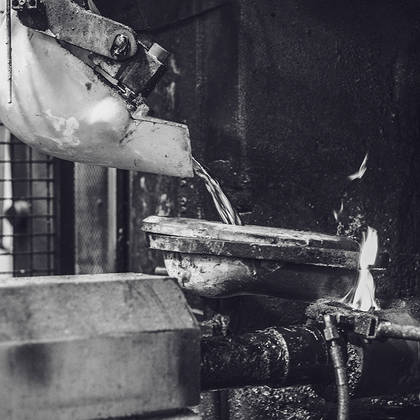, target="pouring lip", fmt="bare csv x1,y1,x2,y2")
141,216,359,251
141,216,360,270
